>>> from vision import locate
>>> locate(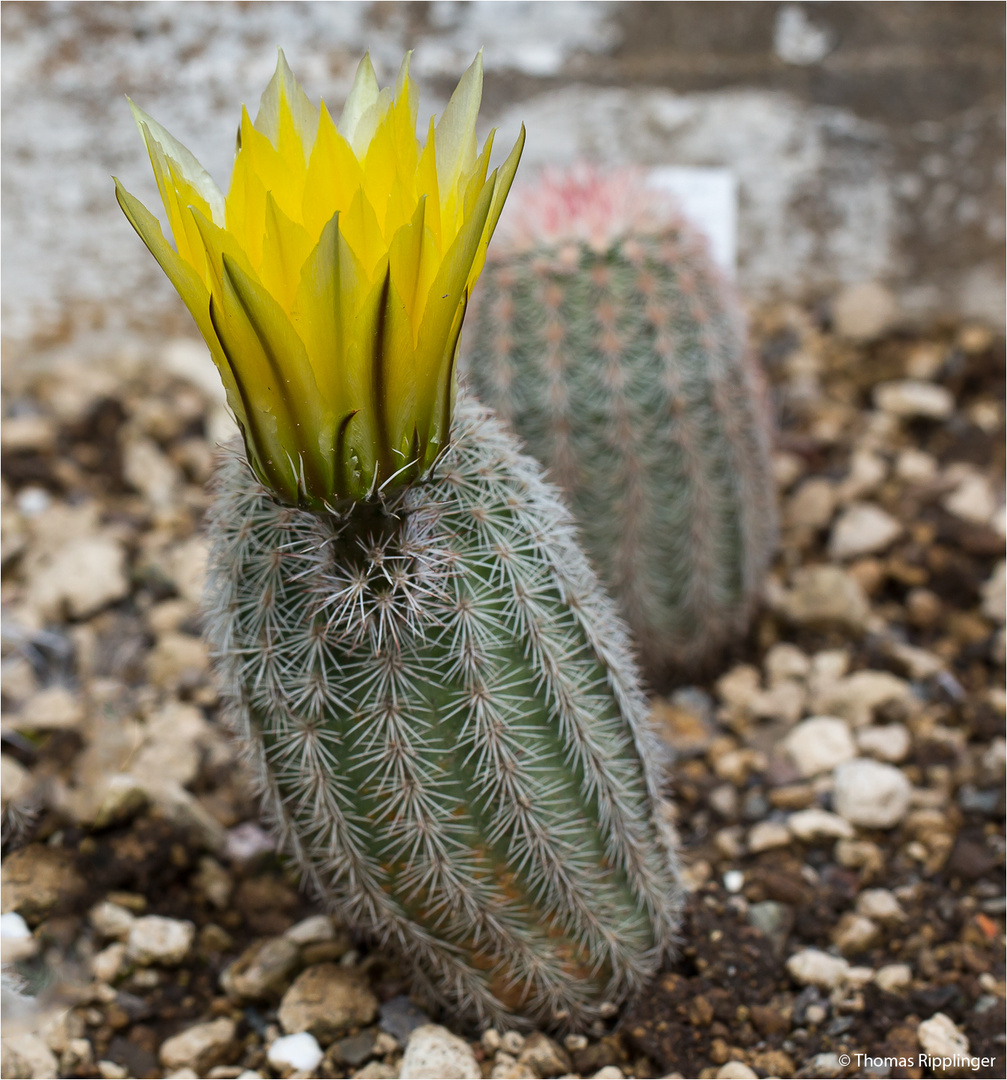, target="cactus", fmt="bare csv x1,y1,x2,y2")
464,167,777,679
121,54,681,1030
206,395,681,1028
